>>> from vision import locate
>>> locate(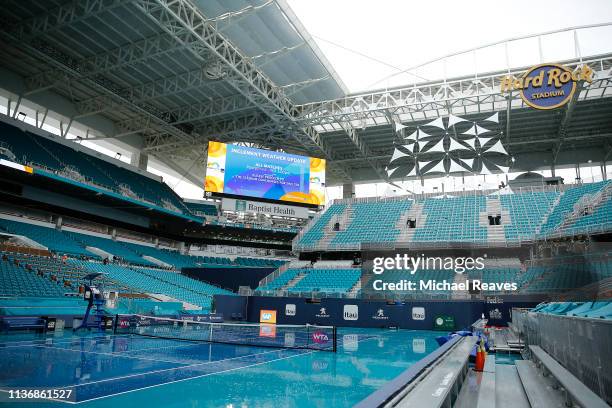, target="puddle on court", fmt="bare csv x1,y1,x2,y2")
0,328,440,407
